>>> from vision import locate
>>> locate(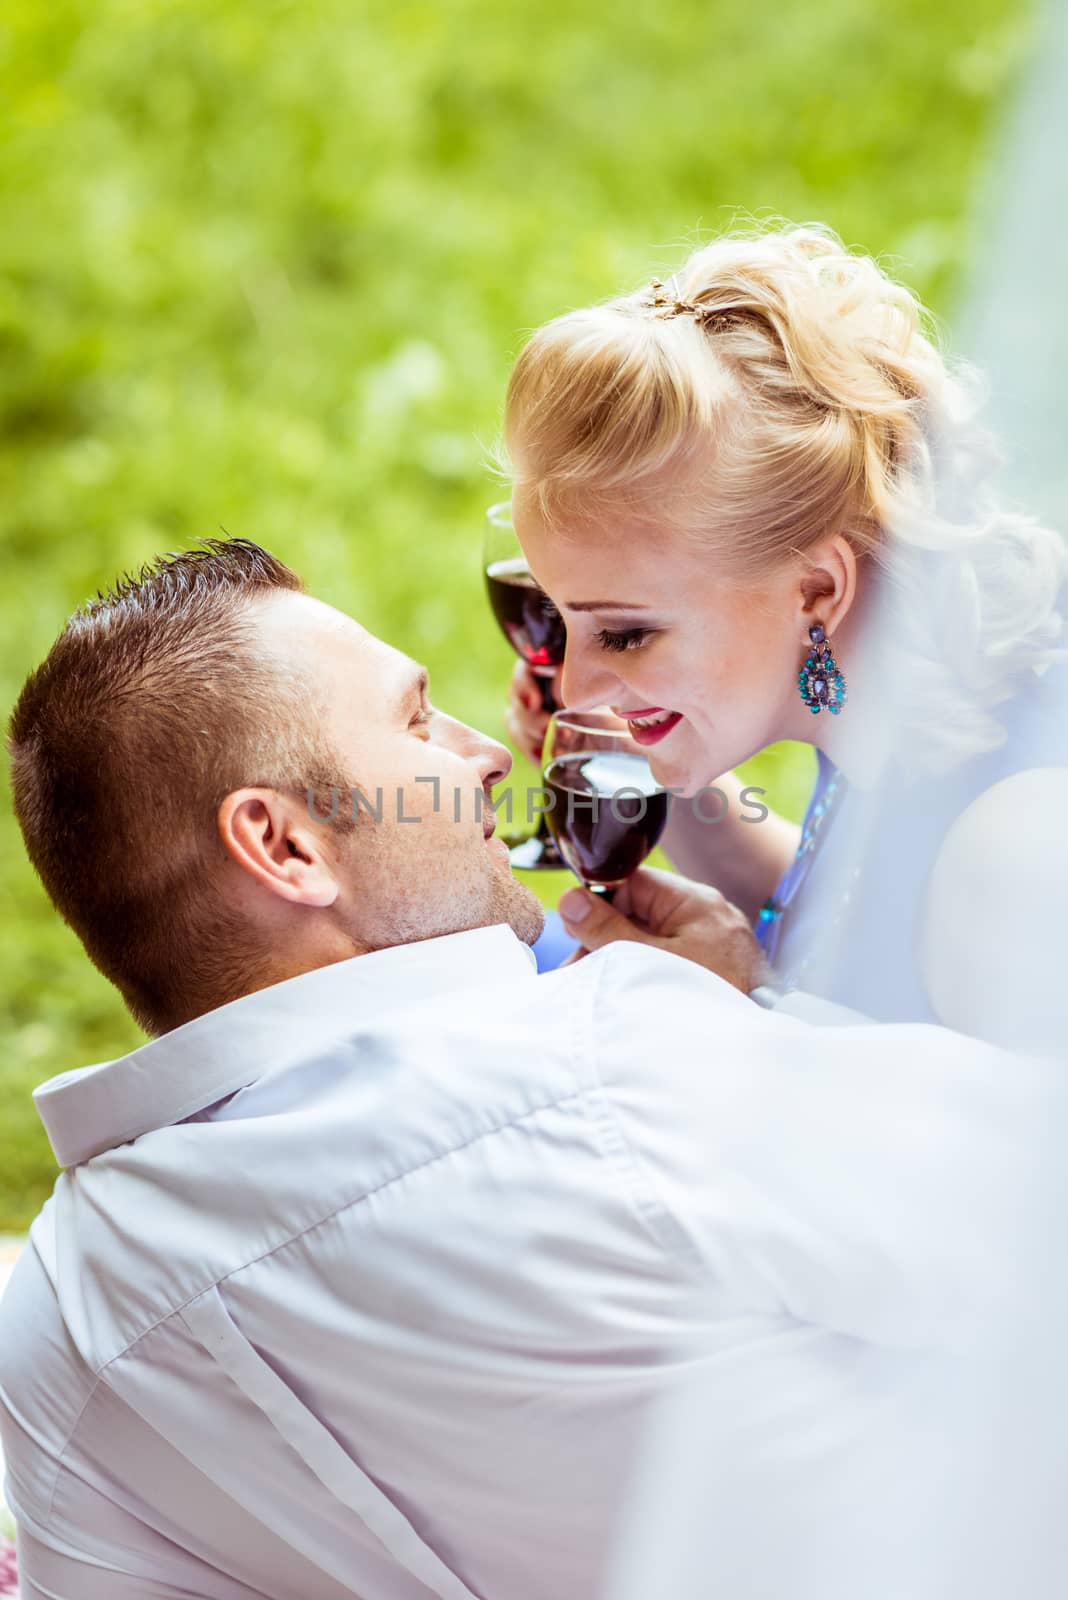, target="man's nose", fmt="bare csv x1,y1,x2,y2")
560,639,620,712
464,728,512,790
439,710,513,787
479,735,512,790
